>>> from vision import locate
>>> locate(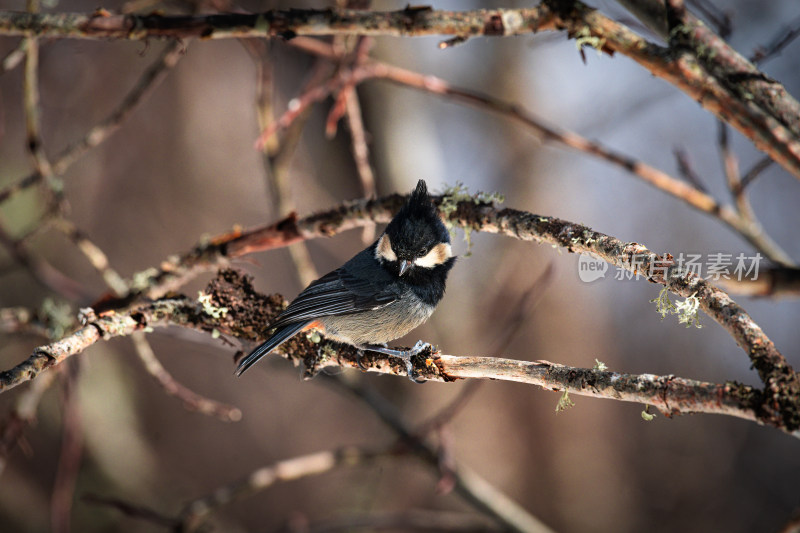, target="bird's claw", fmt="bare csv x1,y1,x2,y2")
400,355,426,383
403,340,433,383
358,341,433,383
409,340,432,355
355,349,368,372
